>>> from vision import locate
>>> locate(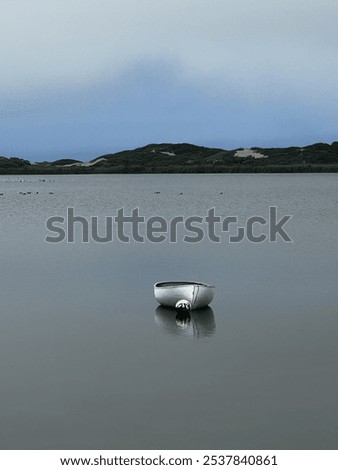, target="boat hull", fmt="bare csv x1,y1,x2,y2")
154,281,215,310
